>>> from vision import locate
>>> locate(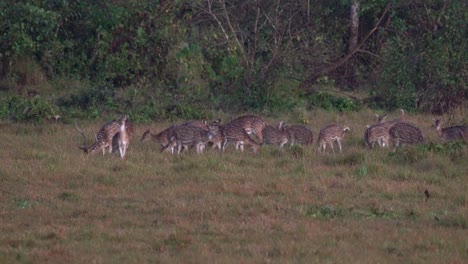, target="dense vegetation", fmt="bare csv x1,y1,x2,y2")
0,0,466,122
